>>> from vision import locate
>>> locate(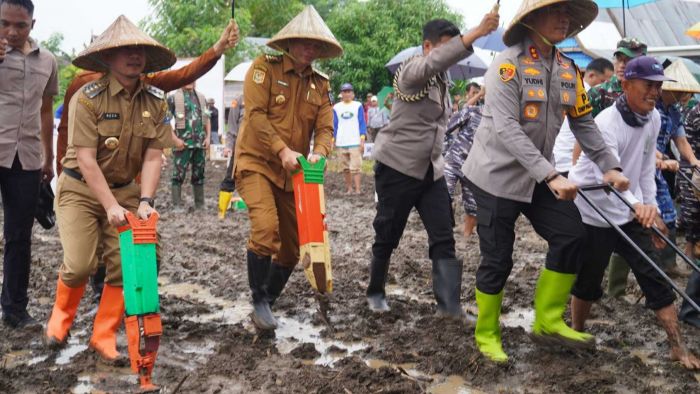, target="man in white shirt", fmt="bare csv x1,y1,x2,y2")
333,83,367,194
568,56,700,370
553,57,614,174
